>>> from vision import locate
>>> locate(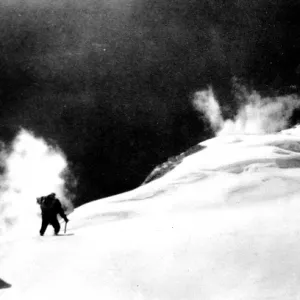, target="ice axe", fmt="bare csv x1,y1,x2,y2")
64,220,68,234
